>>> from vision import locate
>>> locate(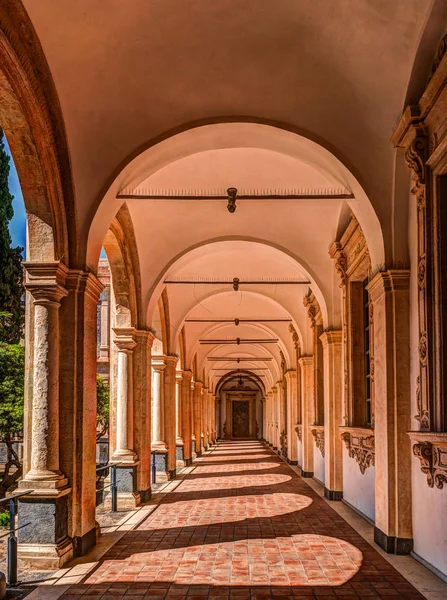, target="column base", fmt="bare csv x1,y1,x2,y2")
104,464,141,509
185,457,193,466
301,470,314,478
176,444,186,467
324,487,343,501
18,488,73,569
140,487,151,503
374,526,413,555
17,537,73,570
152,451,169,481
287,458,298,465
73,525,97,558
169,468,177,479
